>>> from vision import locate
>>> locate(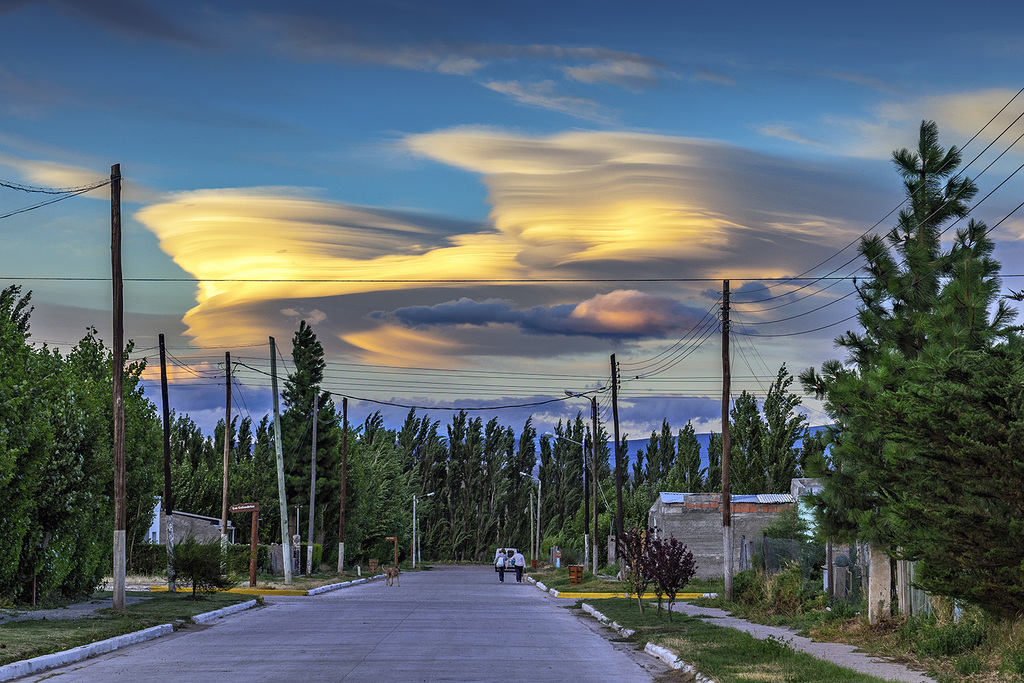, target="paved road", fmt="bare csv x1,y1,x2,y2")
18,566,671,682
